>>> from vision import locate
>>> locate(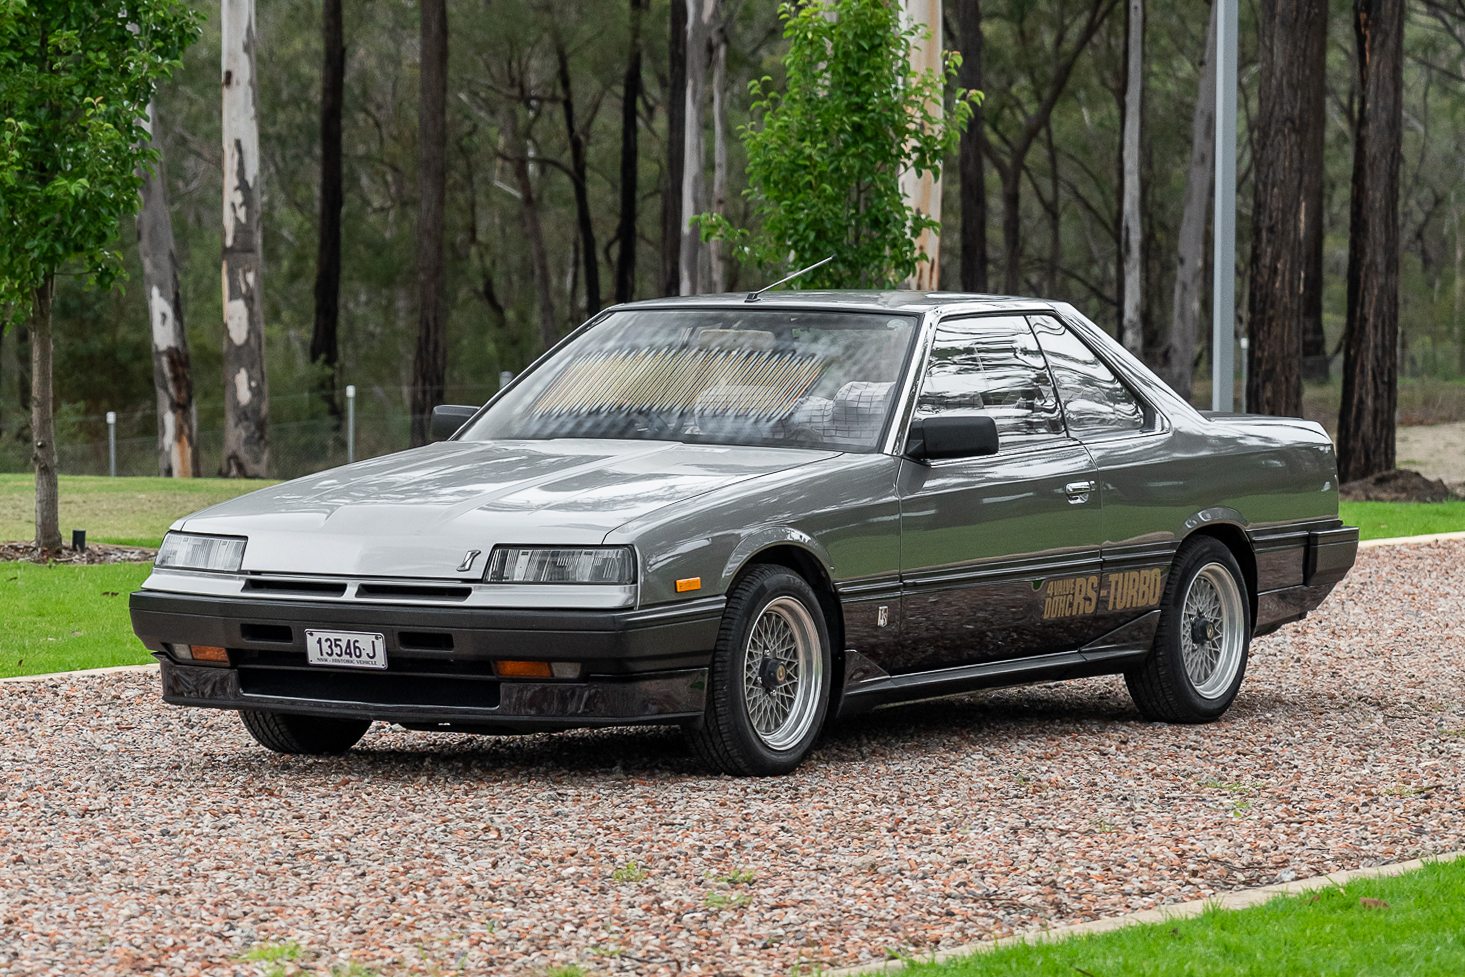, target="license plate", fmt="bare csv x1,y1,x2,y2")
305,629,387,670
